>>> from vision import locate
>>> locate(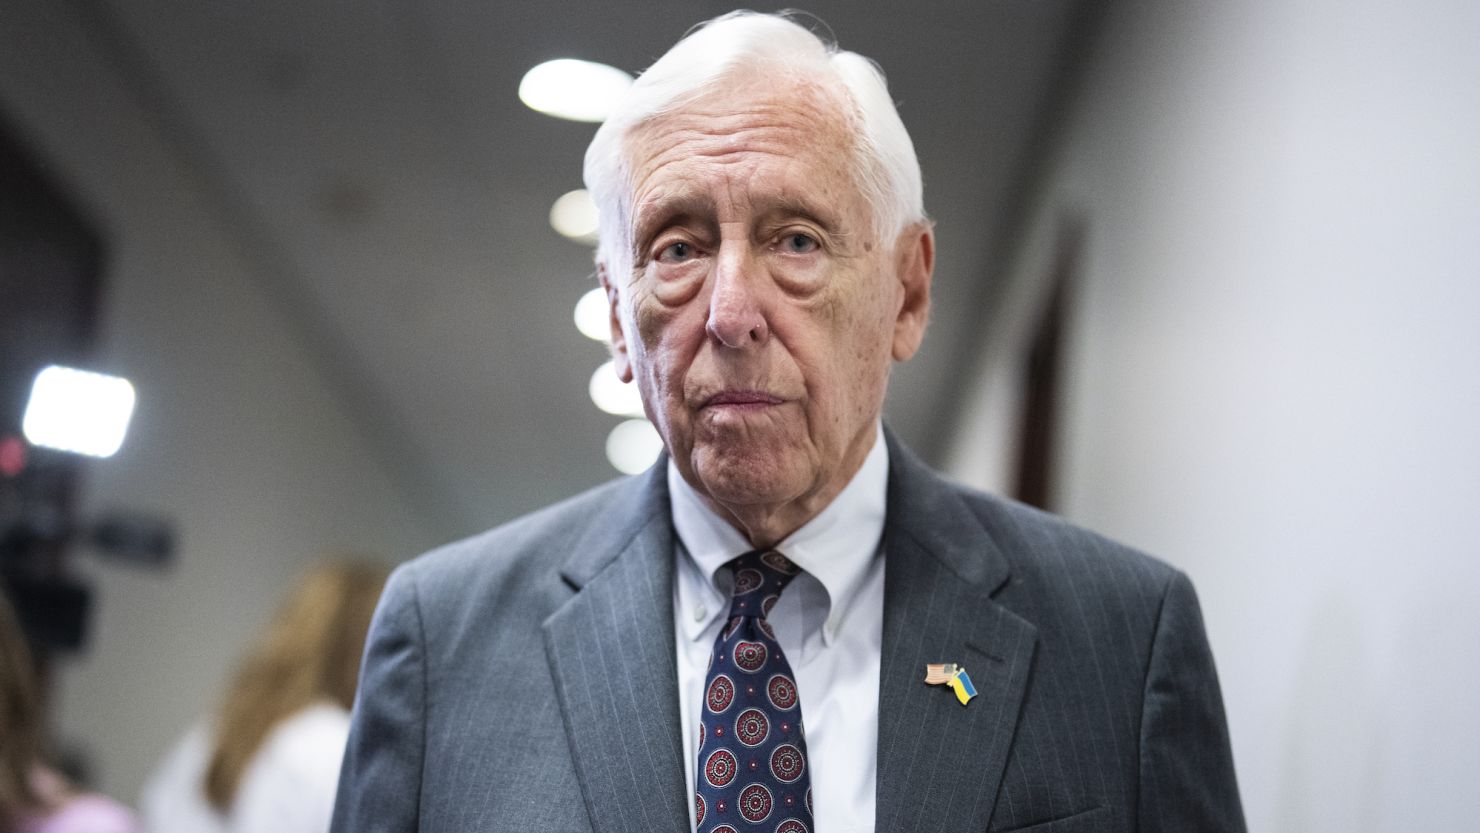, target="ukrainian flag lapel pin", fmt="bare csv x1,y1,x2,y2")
924,662,978,706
